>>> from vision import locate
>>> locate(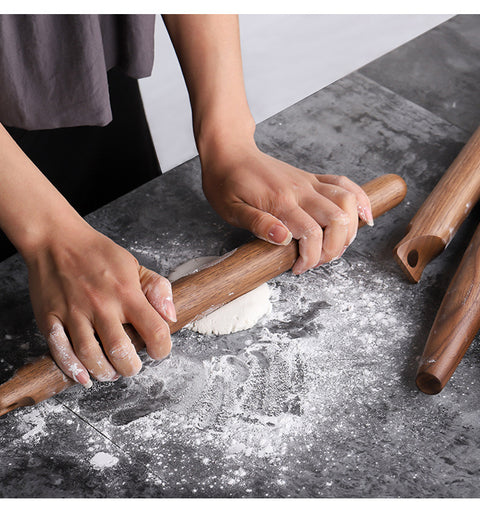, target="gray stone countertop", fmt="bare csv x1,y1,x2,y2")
1,15,480,497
